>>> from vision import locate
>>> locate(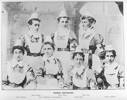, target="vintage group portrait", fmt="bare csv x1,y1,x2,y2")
1,1,125,90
